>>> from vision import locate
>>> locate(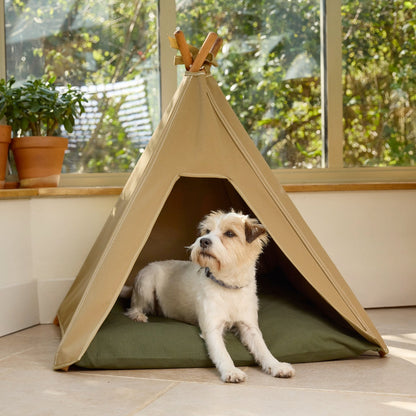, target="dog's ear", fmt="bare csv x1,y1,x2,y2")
245,219,267,244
